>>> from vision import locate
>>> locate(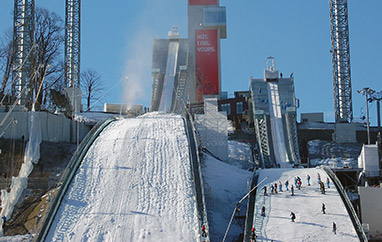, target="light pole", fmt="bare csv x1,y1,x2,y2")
370,91,382,146
358,88,375,144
